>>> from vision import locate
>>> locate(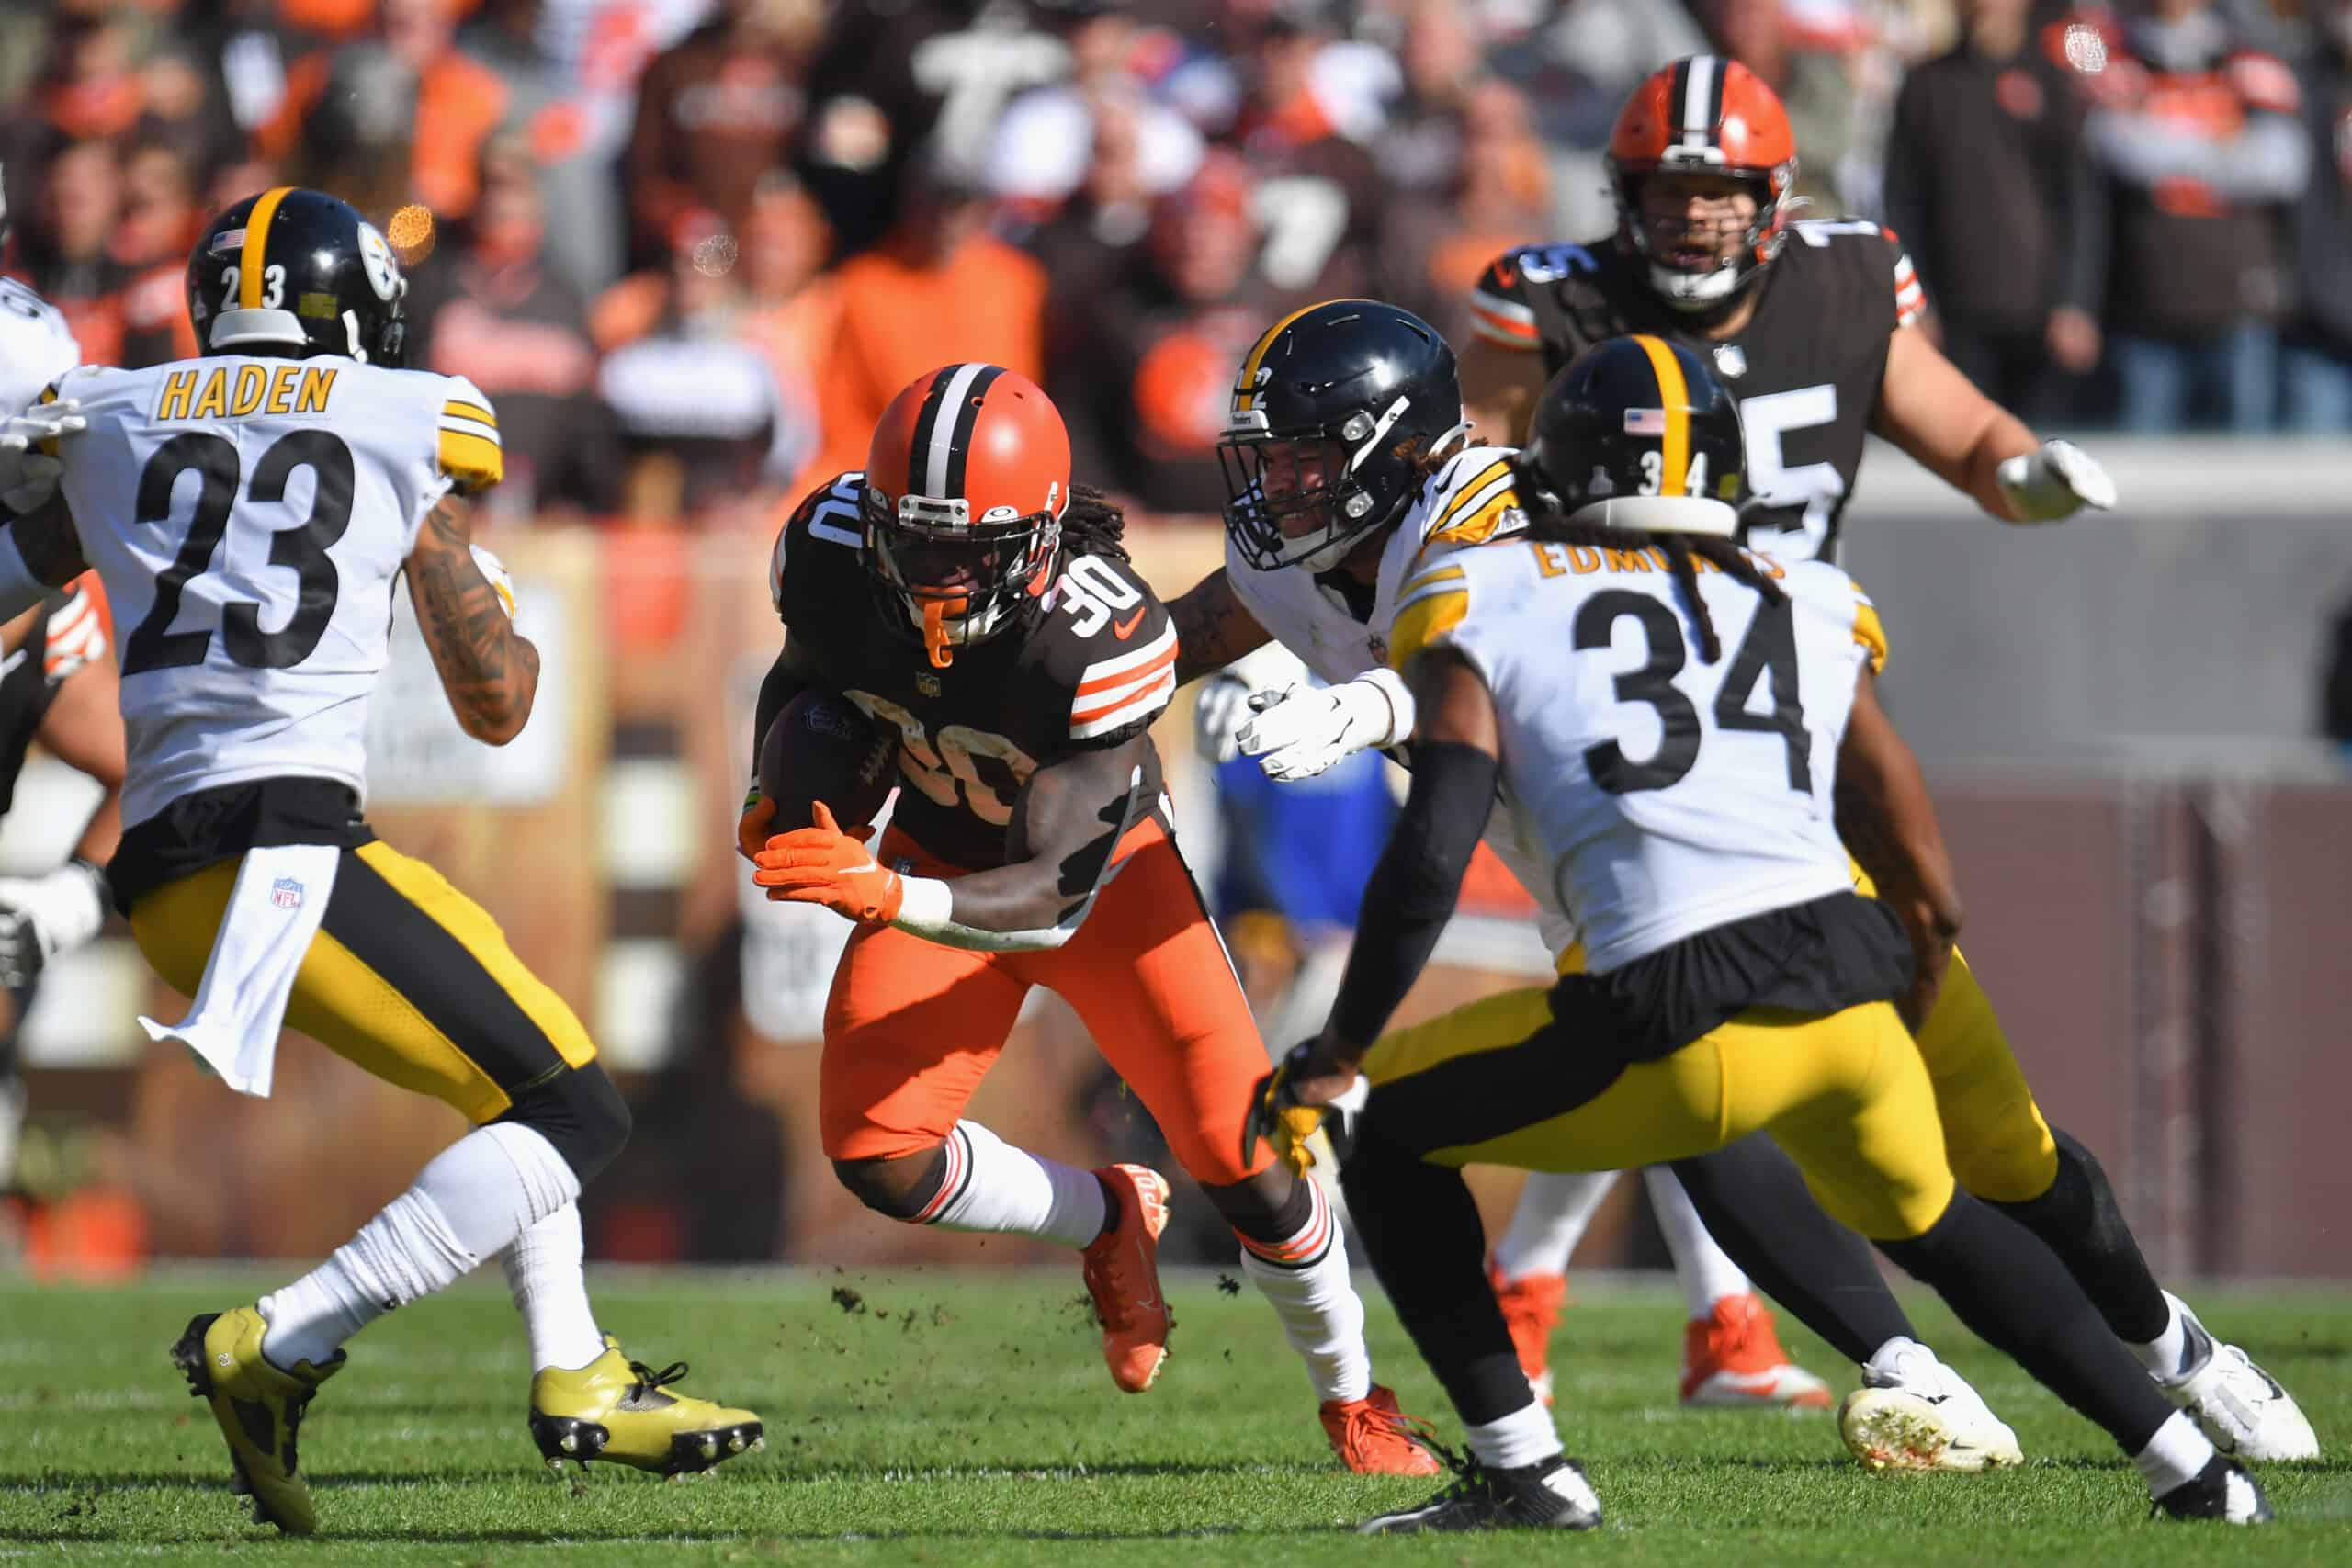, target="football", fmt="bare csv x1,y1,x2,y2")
759,688,897,832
